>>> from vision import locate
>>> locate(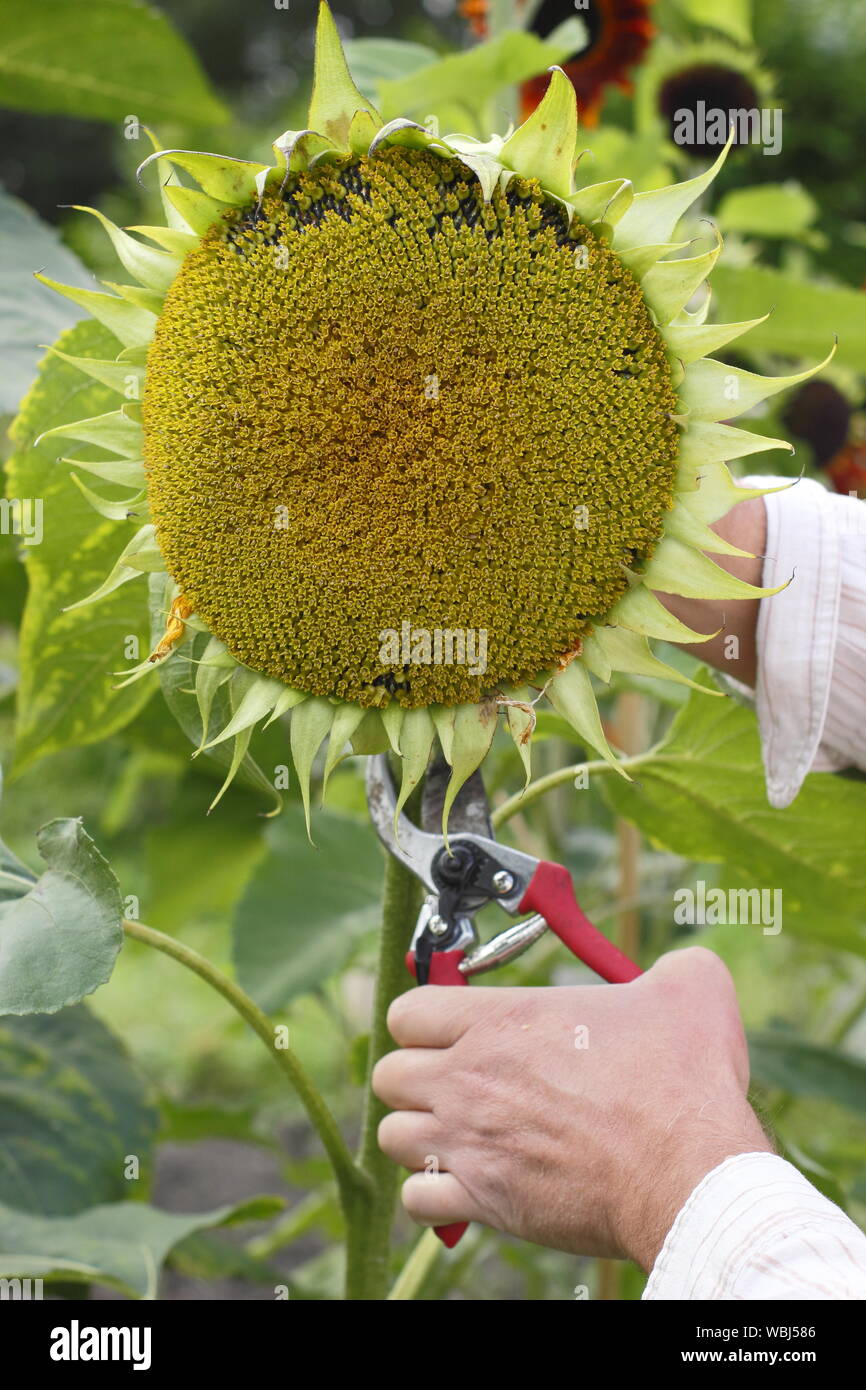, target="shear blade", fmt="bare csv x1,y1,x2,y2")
421,751,493,839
